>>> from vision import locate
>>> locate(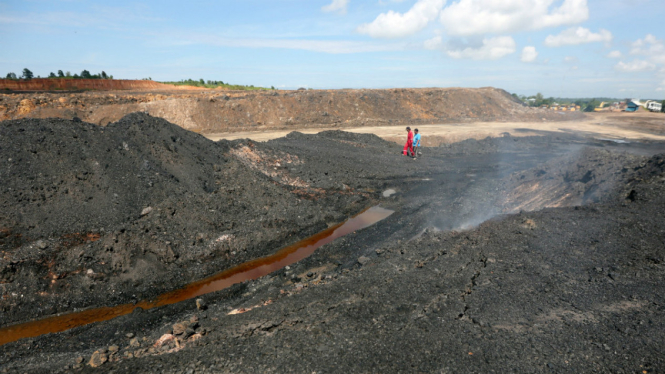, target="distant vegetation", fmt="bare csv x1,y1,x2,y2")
161,78,273,91
4,68,113,80
3,70,272,91
513,93,639,112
